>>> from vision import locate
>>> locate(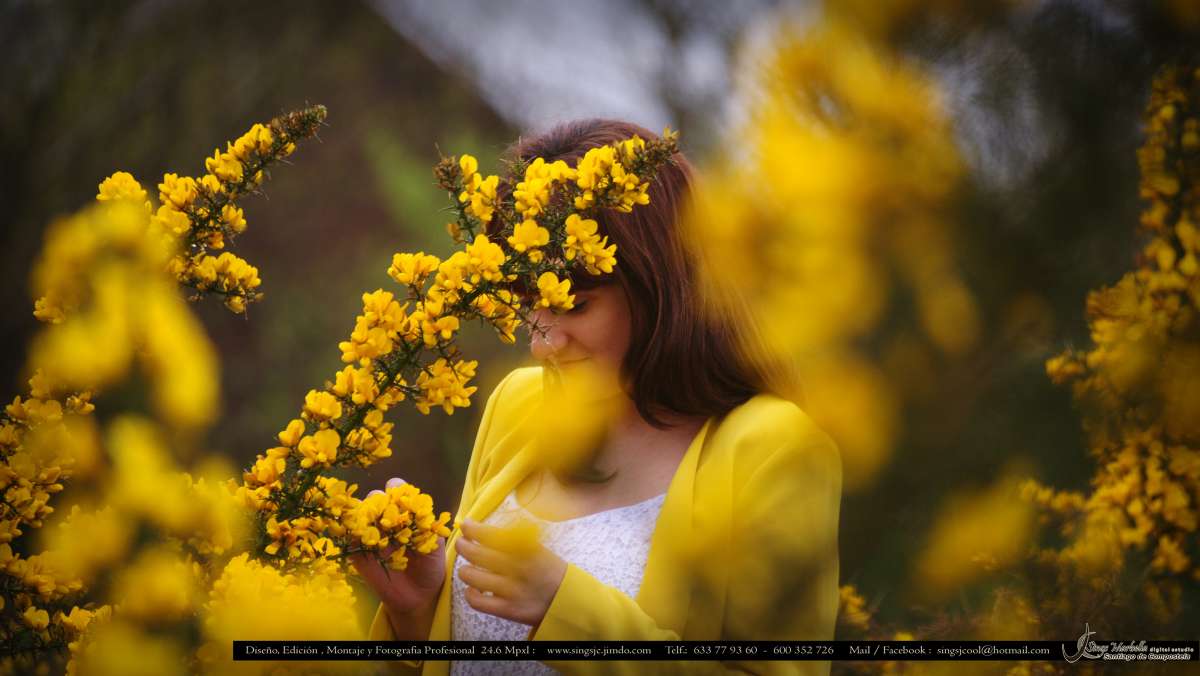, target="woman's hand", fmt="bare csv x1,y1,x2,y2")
349,477,446,637
456,518,568,629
